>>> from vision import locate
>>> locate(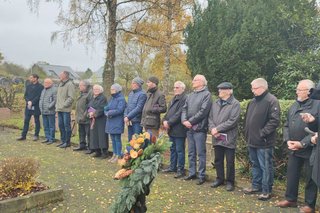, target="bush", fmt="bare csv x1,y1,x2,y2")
236,99,294,180
0,157,40,194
